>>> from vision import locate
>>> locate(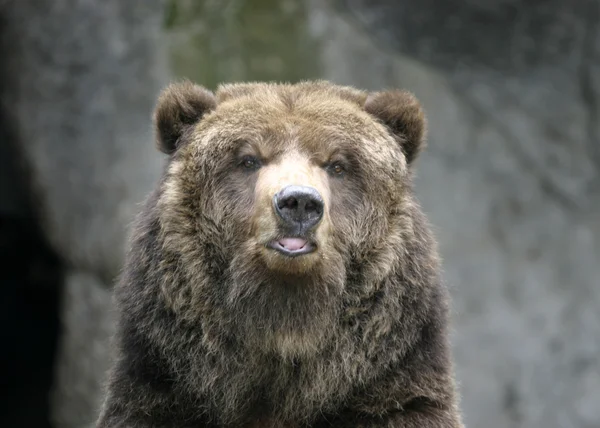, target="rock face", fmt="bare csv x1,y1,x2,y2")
312,1,600,427
0,1,168,427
